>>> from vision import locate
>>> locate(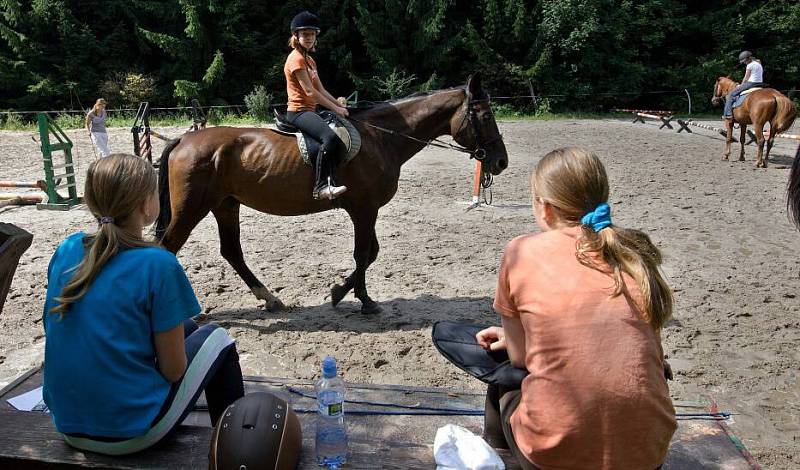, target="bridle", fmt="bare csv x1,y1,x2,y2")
454,93,504,162
347,89,502,164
